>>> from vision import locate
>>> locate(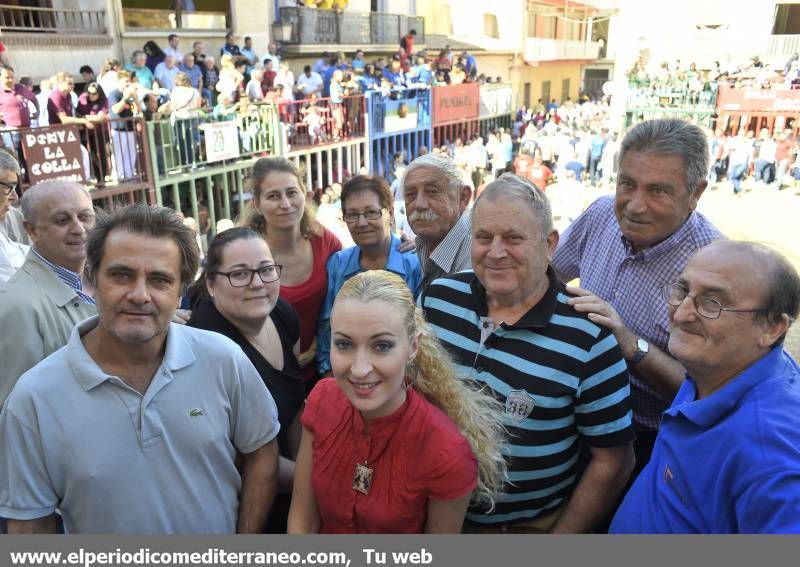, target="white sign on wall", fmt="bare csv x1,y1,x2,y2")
201,121,241,163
